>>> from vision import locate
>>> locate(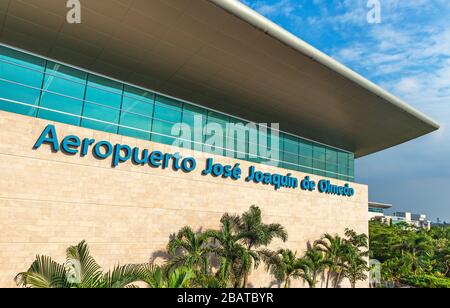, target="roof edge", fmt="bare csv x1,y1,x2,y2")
210,0,440,131
369,202,393,209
